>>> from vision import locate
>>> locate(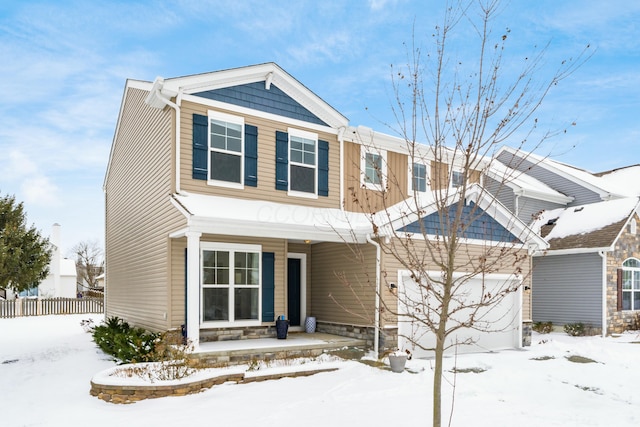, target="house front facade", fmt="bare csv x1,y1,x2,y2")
104,63,545,354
